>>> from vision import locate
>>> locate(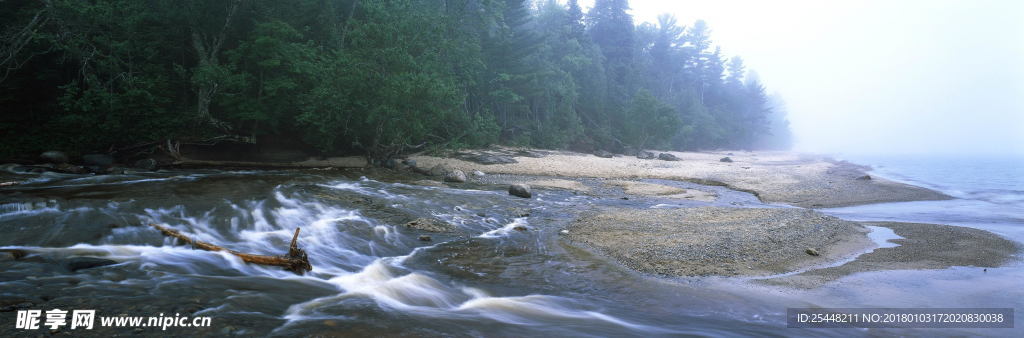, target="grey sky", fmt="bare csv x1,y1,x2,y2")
579,0,1024,155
